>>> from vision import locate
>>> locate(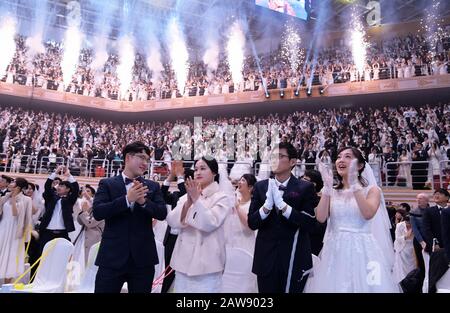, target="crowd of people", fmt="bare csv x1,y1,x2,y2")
1,141,449,293
1,33,449,101
1,102,450,189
